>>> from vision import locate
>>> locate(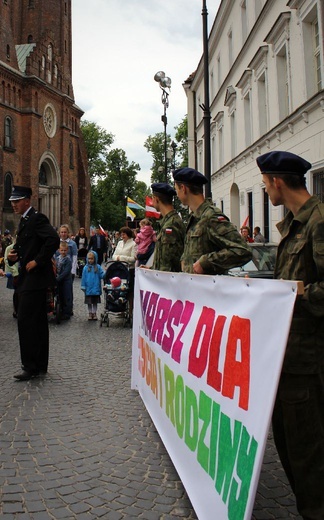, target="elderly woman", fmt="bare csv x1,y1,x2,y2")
112,226,136,320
